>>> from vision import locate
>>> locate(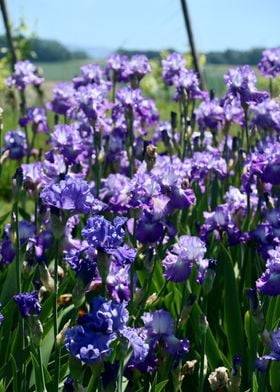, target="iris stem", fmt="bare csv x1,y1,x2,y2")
53,239,60,390
198,297,208,392
126,108,134,178
14,200,21,293
0,109,3,177
14,200,26,391
244,108,249,154
180,97,189,160
117,358,124,392
93,130,101,198
37,345,47,392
